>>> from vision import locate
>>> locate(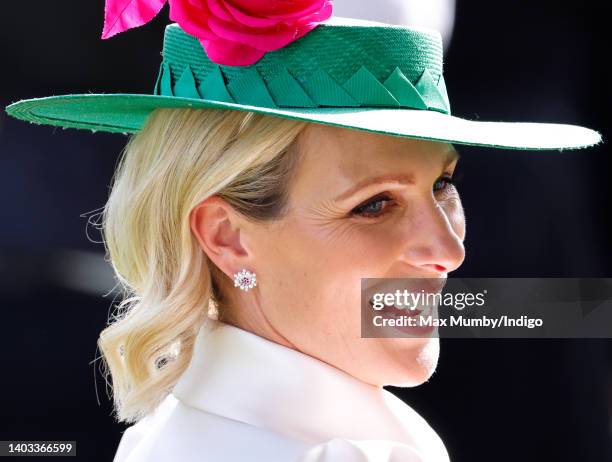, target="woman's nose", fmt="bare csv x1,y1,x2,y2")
400,200,465,275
